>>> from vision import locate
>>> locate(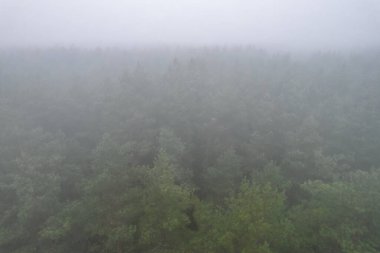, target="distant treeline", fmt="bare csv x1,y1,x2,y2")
0,48,380,253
